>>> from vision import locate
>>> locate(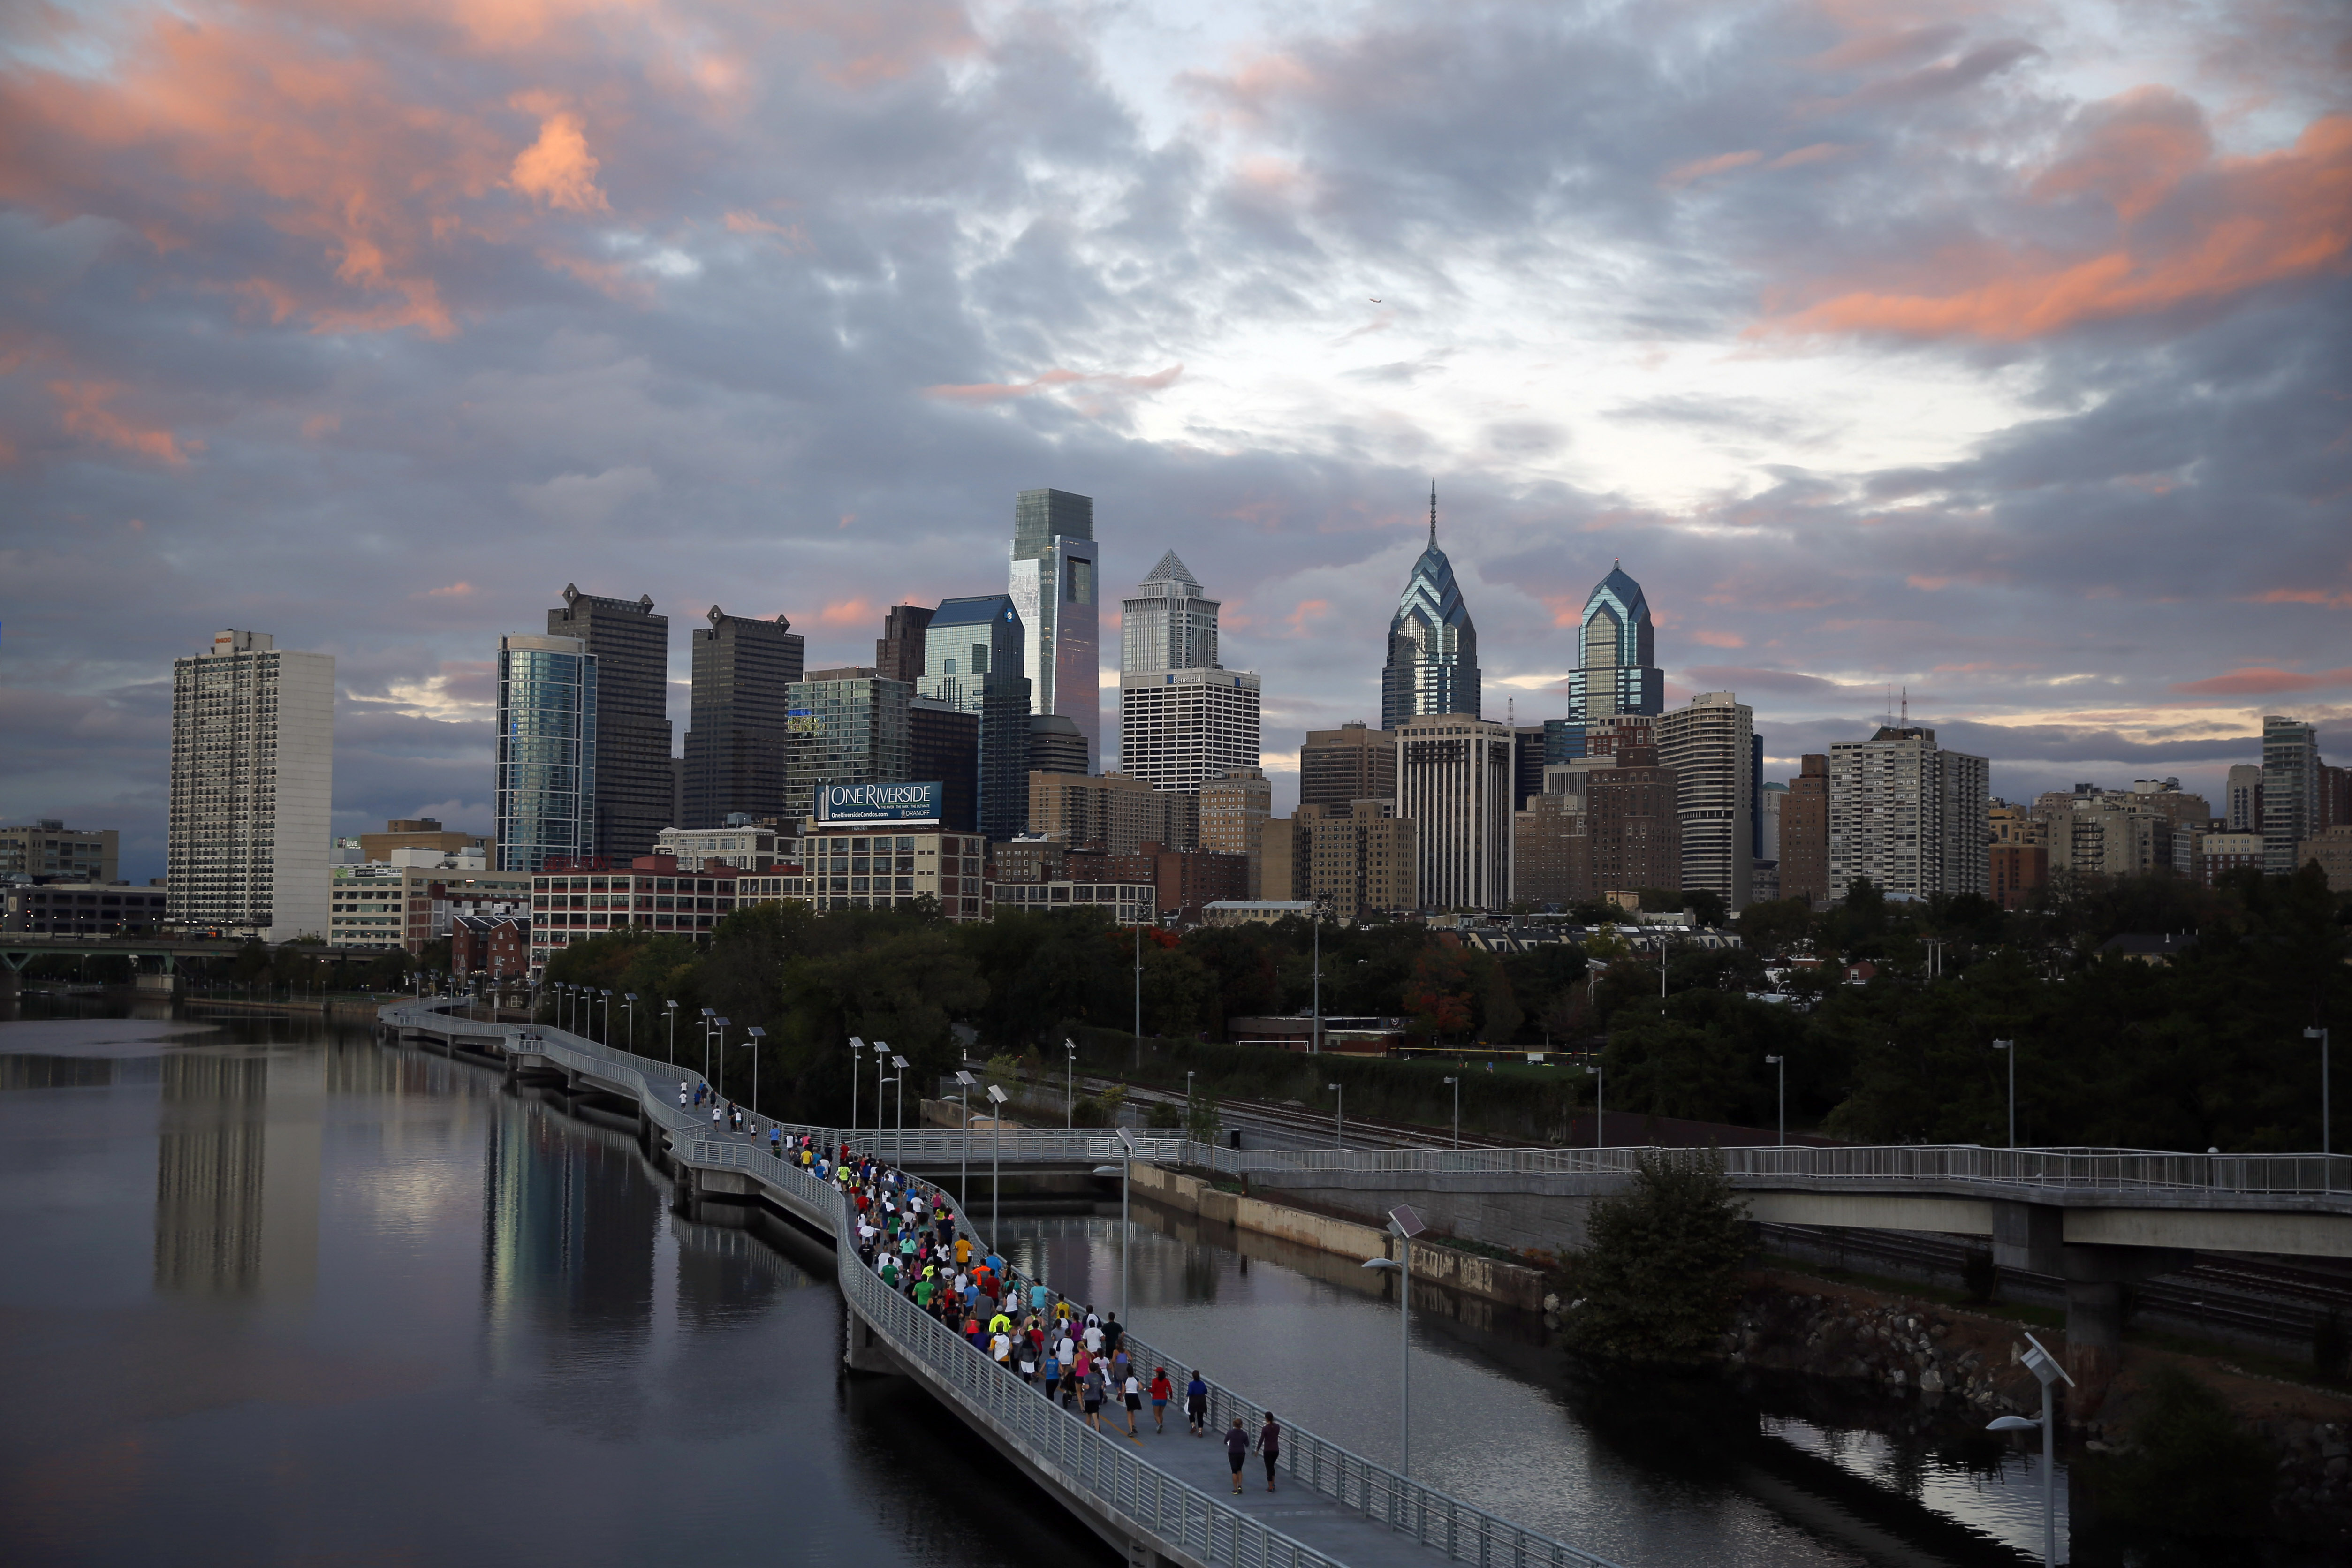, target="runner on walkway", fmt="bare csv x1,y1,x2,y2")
1149,1367,1172,1433
1121,1368,1144,1439
1224,1417,1249,1493
1186,1371,1209,1435
1257,1412,1282,1492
